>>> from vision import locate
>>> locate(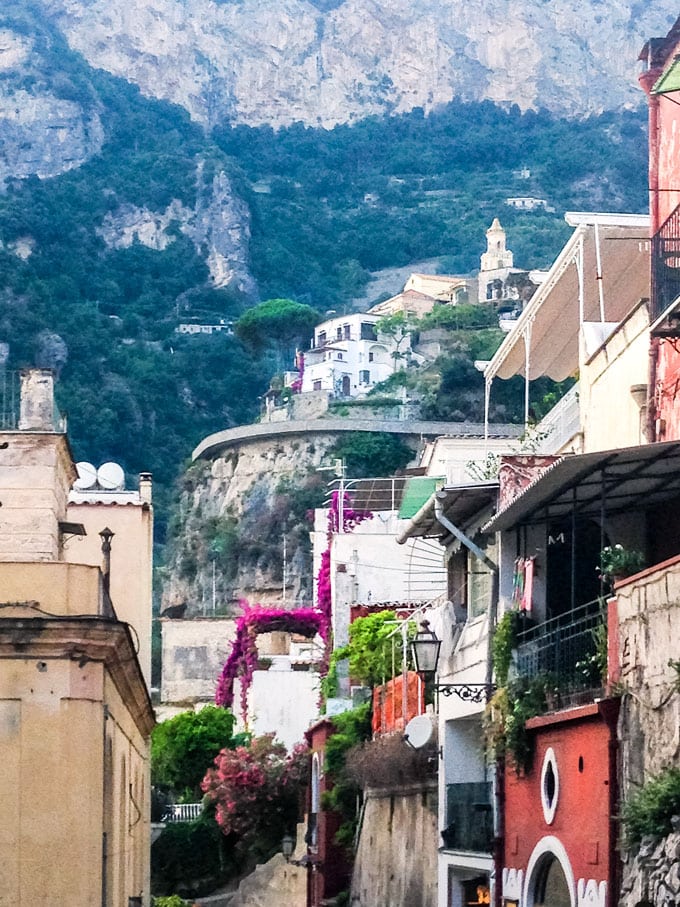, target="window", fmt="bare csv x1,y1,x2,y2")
467,534,497,620
359,370,370,384
337,326,343,339
313,380,322,391
344,324,351,339
368,351,374,362
360,322,378,341
317,331,326,346
337,353,343,360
